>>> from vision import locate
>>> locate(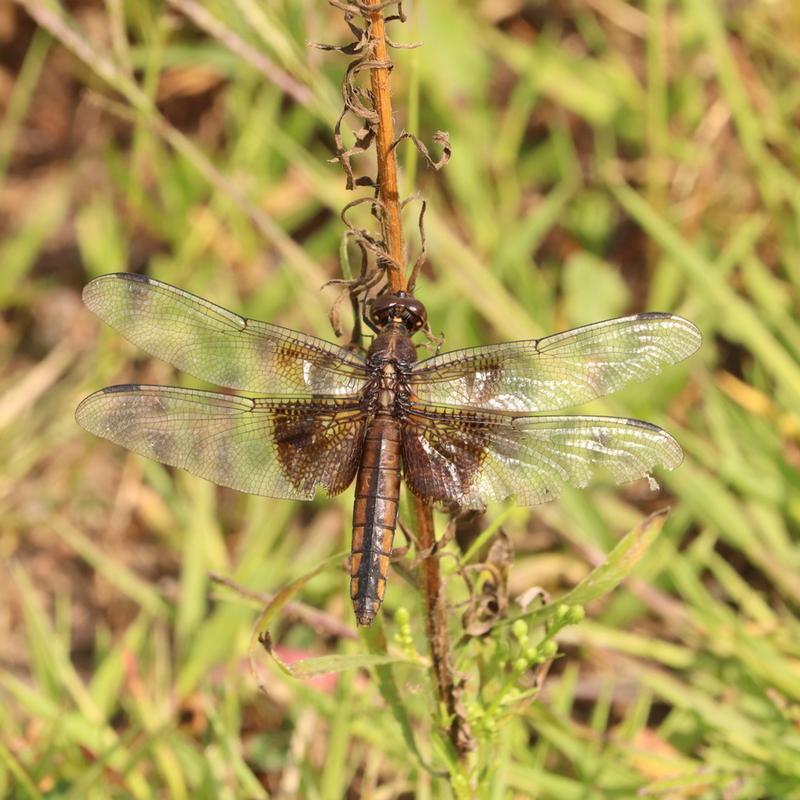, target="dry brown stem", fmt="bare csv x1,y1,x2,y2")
323,0,472,762
364,1,405,291
412,494,475,757
357,0,472,762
